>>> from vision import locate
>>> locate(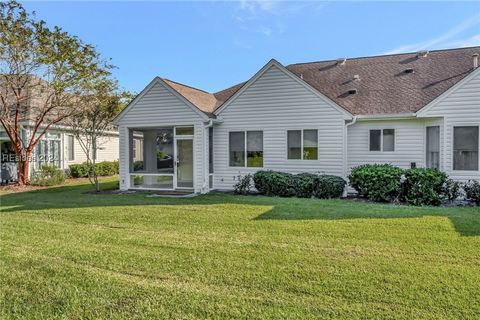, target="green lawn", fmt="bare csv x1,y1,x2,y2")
1,178,479,319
